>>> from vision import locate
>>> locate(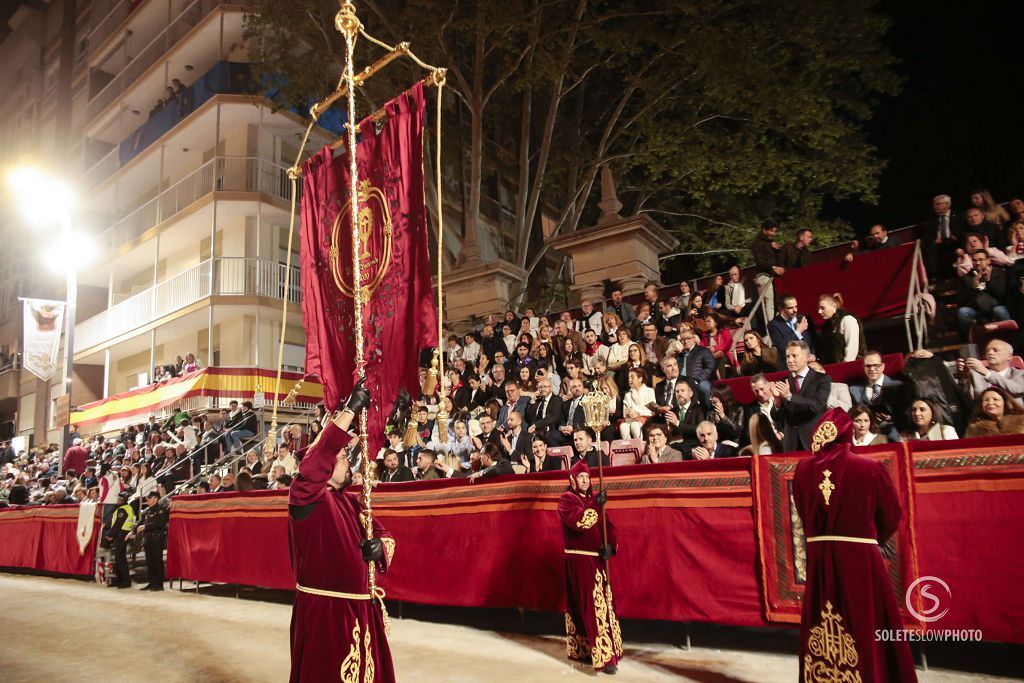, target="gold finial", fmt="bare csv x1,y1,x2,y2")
335,1,362,37
819,469,835,506
580,390,611,430
811,420,838,453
